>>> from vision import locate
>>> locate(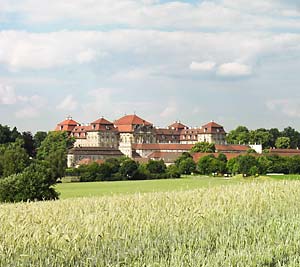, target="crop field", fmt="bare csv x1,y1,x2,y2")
2,181,300,266
56,175,269,199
